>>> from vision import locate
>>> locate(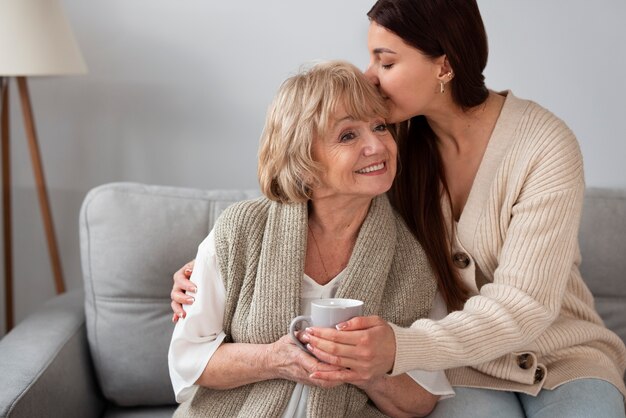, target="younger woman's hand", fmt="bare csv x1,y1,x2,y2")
171,259,196,323
302,315,397,383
